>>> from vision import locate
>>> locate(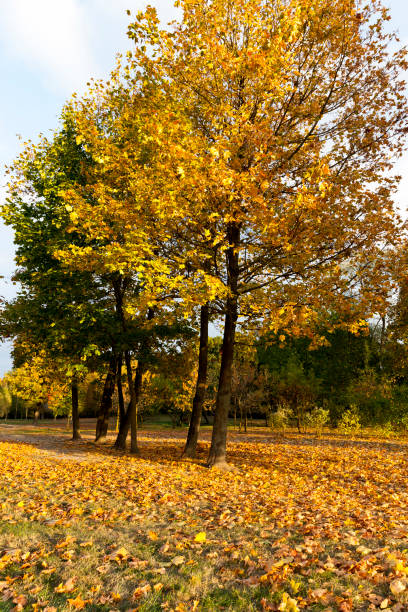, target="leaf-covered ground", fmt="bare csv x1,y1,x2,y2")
0,423,408,611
